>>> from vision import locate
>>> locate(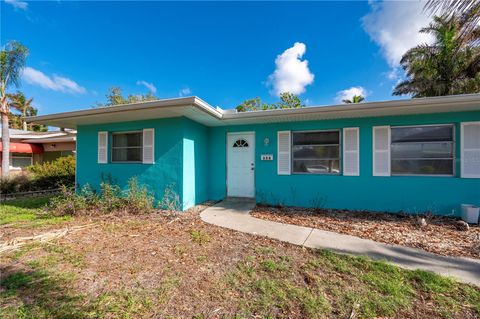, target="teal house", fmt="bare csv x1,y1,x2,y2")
30,94,480,215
